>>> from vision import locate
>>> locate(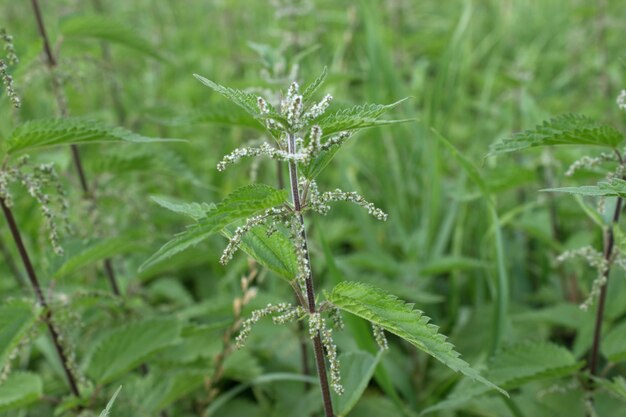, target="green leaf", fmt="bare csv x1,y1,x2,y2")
2,118,179,157
140,185,288,271
143,370,204,413
164,106,265,130
333,350,383,417
316,98,410,136
542,178,626,197
84,318,181,385
151,196,215,221
423,342,582,414
327,282,505,395
99,386,122,417
0,372,43,412
602,320,626,363
596,376,626,402
52,237,138,279
302,66,328,103
223,225,298,280
193,74,272,120
60,15,165,61
486,342,582,387
489,113,624,155
0,300,39,369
